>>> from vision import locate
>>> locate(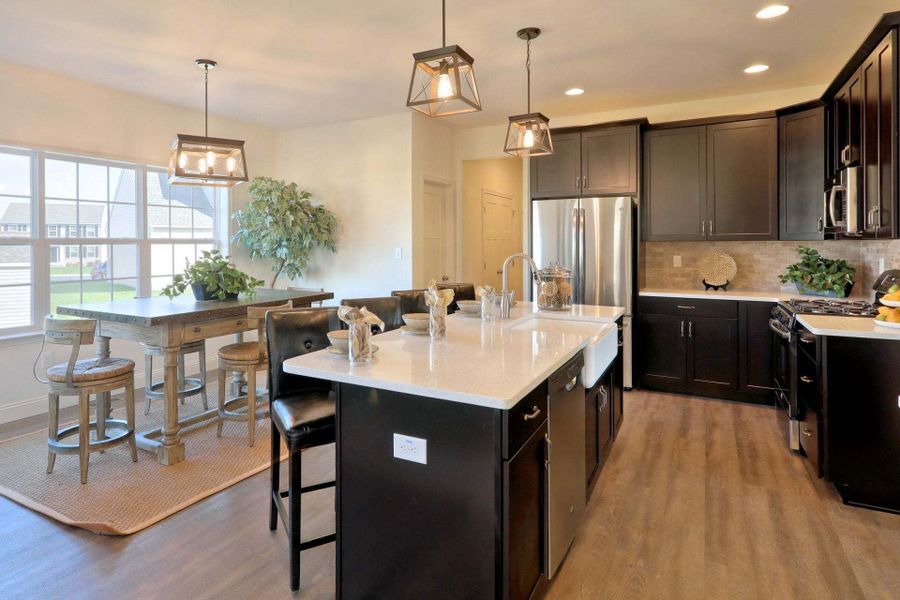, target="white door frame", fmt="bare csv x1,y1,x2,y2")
416,175,455,287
